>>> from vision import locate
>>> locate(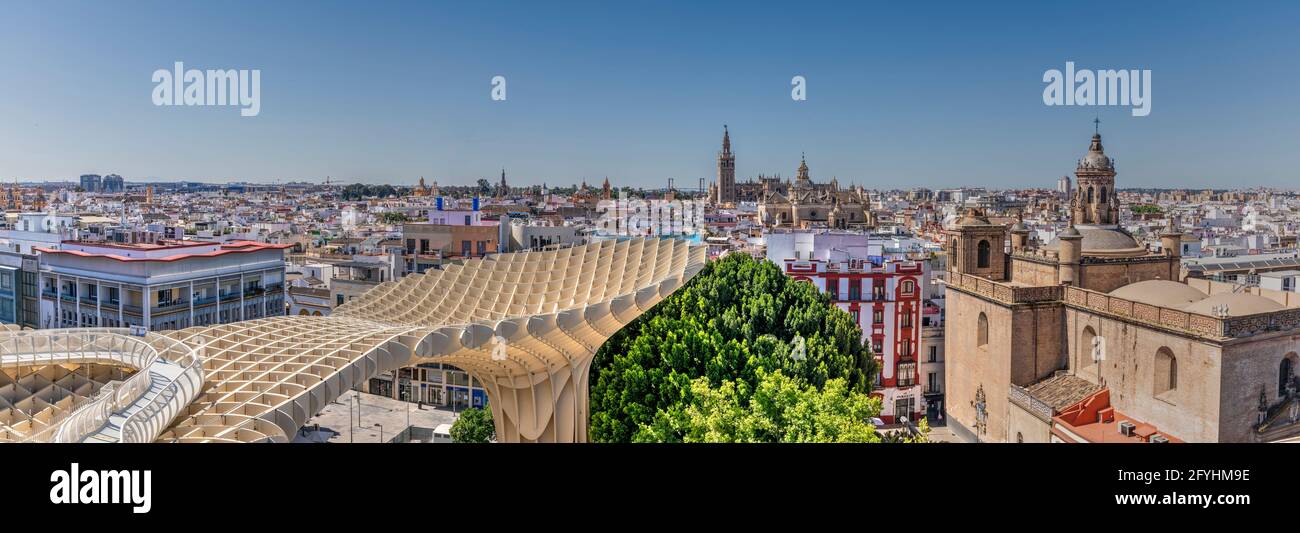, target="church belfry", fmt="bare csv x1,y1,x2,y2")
1072,124,1119,225
715,125,736,205
944,208,1009,281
